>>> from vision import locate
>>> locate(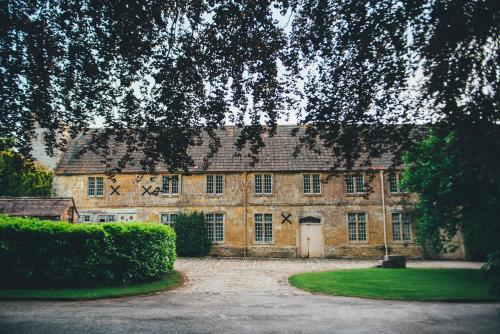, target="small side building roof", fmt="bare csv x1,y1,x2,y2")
0,197,79,218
